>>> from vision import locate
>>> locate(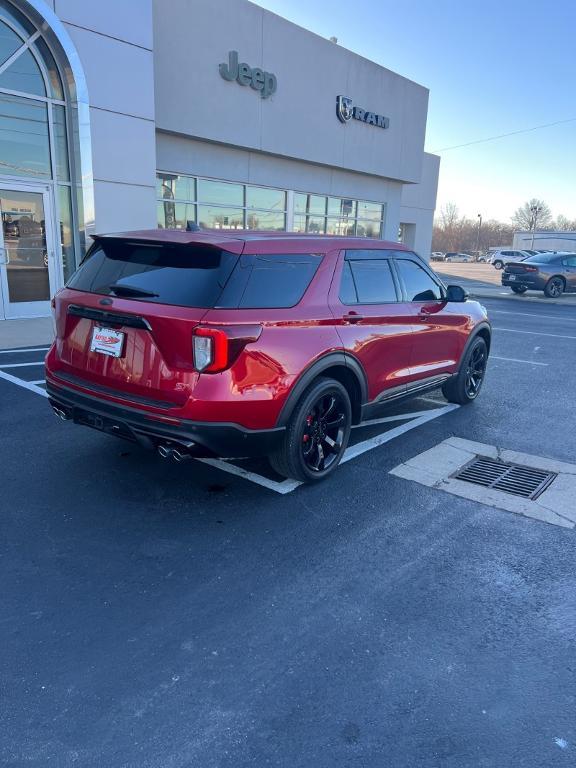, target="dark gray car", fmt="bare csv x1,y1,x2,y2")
502,252,576,298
